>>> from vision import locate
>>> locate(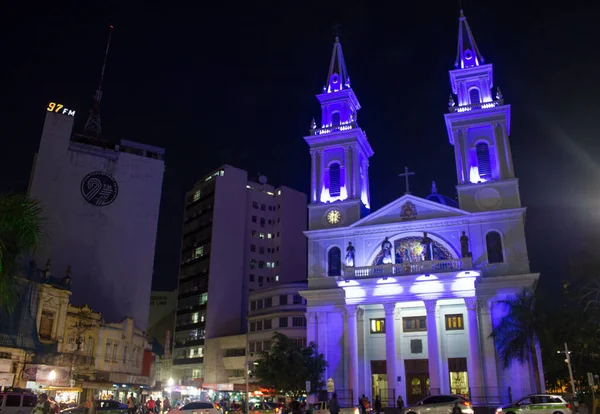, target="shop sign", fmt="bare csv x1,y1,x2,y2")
0,359,12,373
23,365,70,386
108,372,149,385
0,373,14,387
